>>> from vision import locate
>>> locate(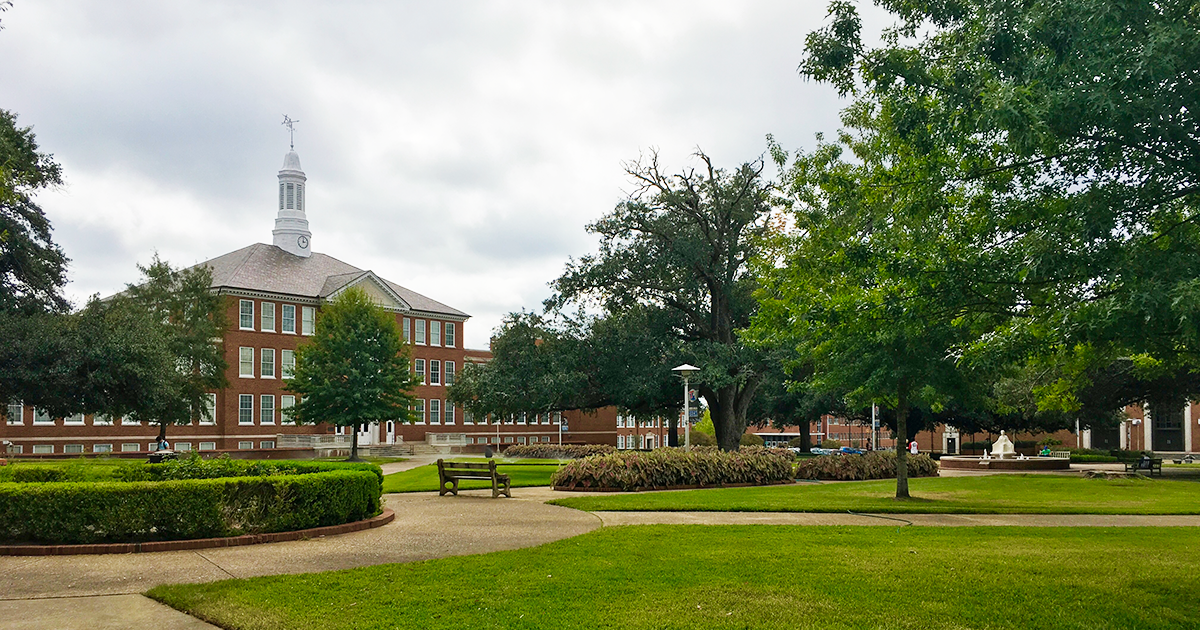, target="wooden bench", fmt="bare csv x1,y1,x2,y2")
437,459,511,498
1123,458,1163,477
